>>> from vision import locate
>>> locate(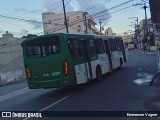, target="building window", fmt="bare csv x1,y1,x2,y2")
78,25,81,28
48,20,51,24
